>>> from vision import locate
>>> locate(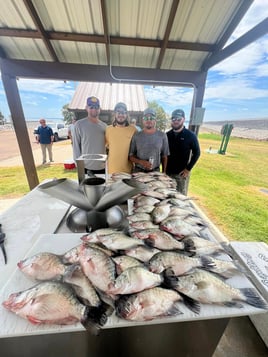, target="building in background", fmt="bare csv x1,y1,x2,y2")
68,82,148,127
